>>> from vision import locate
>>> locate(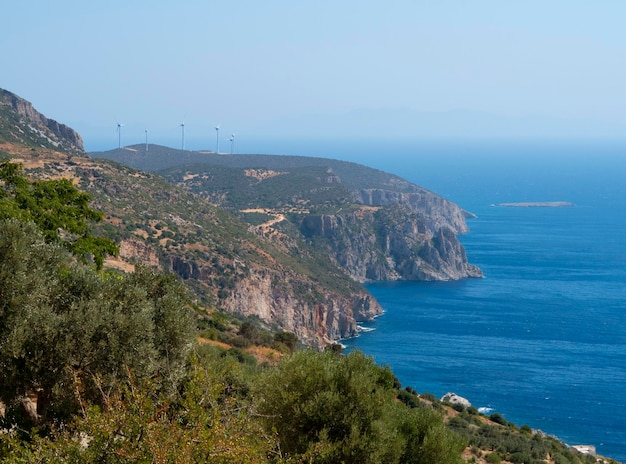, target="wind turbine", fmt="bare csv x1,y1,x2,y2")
230,133,235,155
215,124,221,154
145,130,149,152
181,122,185,150
115,118,124,148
